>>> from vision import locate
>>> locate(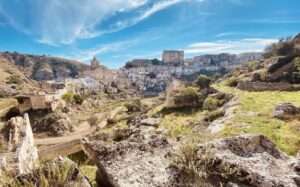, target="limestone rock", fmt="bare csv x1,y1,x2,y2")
81,126,172,187
169,134,300,187
140,117,161,127
273,103,300,120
